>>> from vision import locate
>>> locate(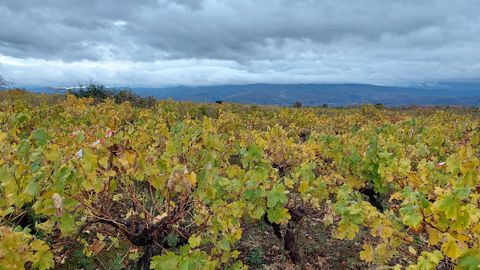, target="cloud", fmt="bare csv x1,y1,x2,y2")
1,0,480,86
